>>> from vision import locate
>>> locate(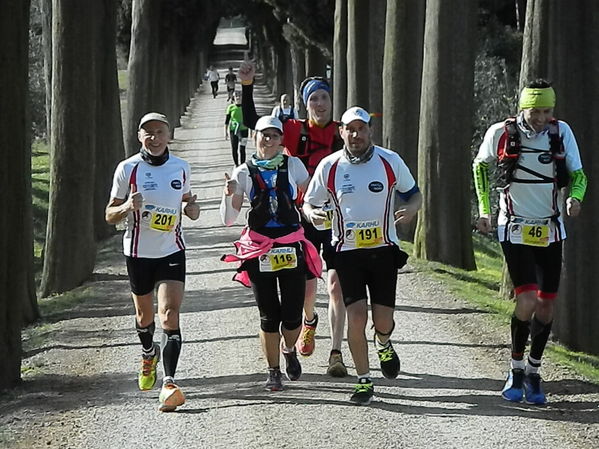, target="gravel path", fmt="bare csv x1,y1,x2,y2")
2,58,599,449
